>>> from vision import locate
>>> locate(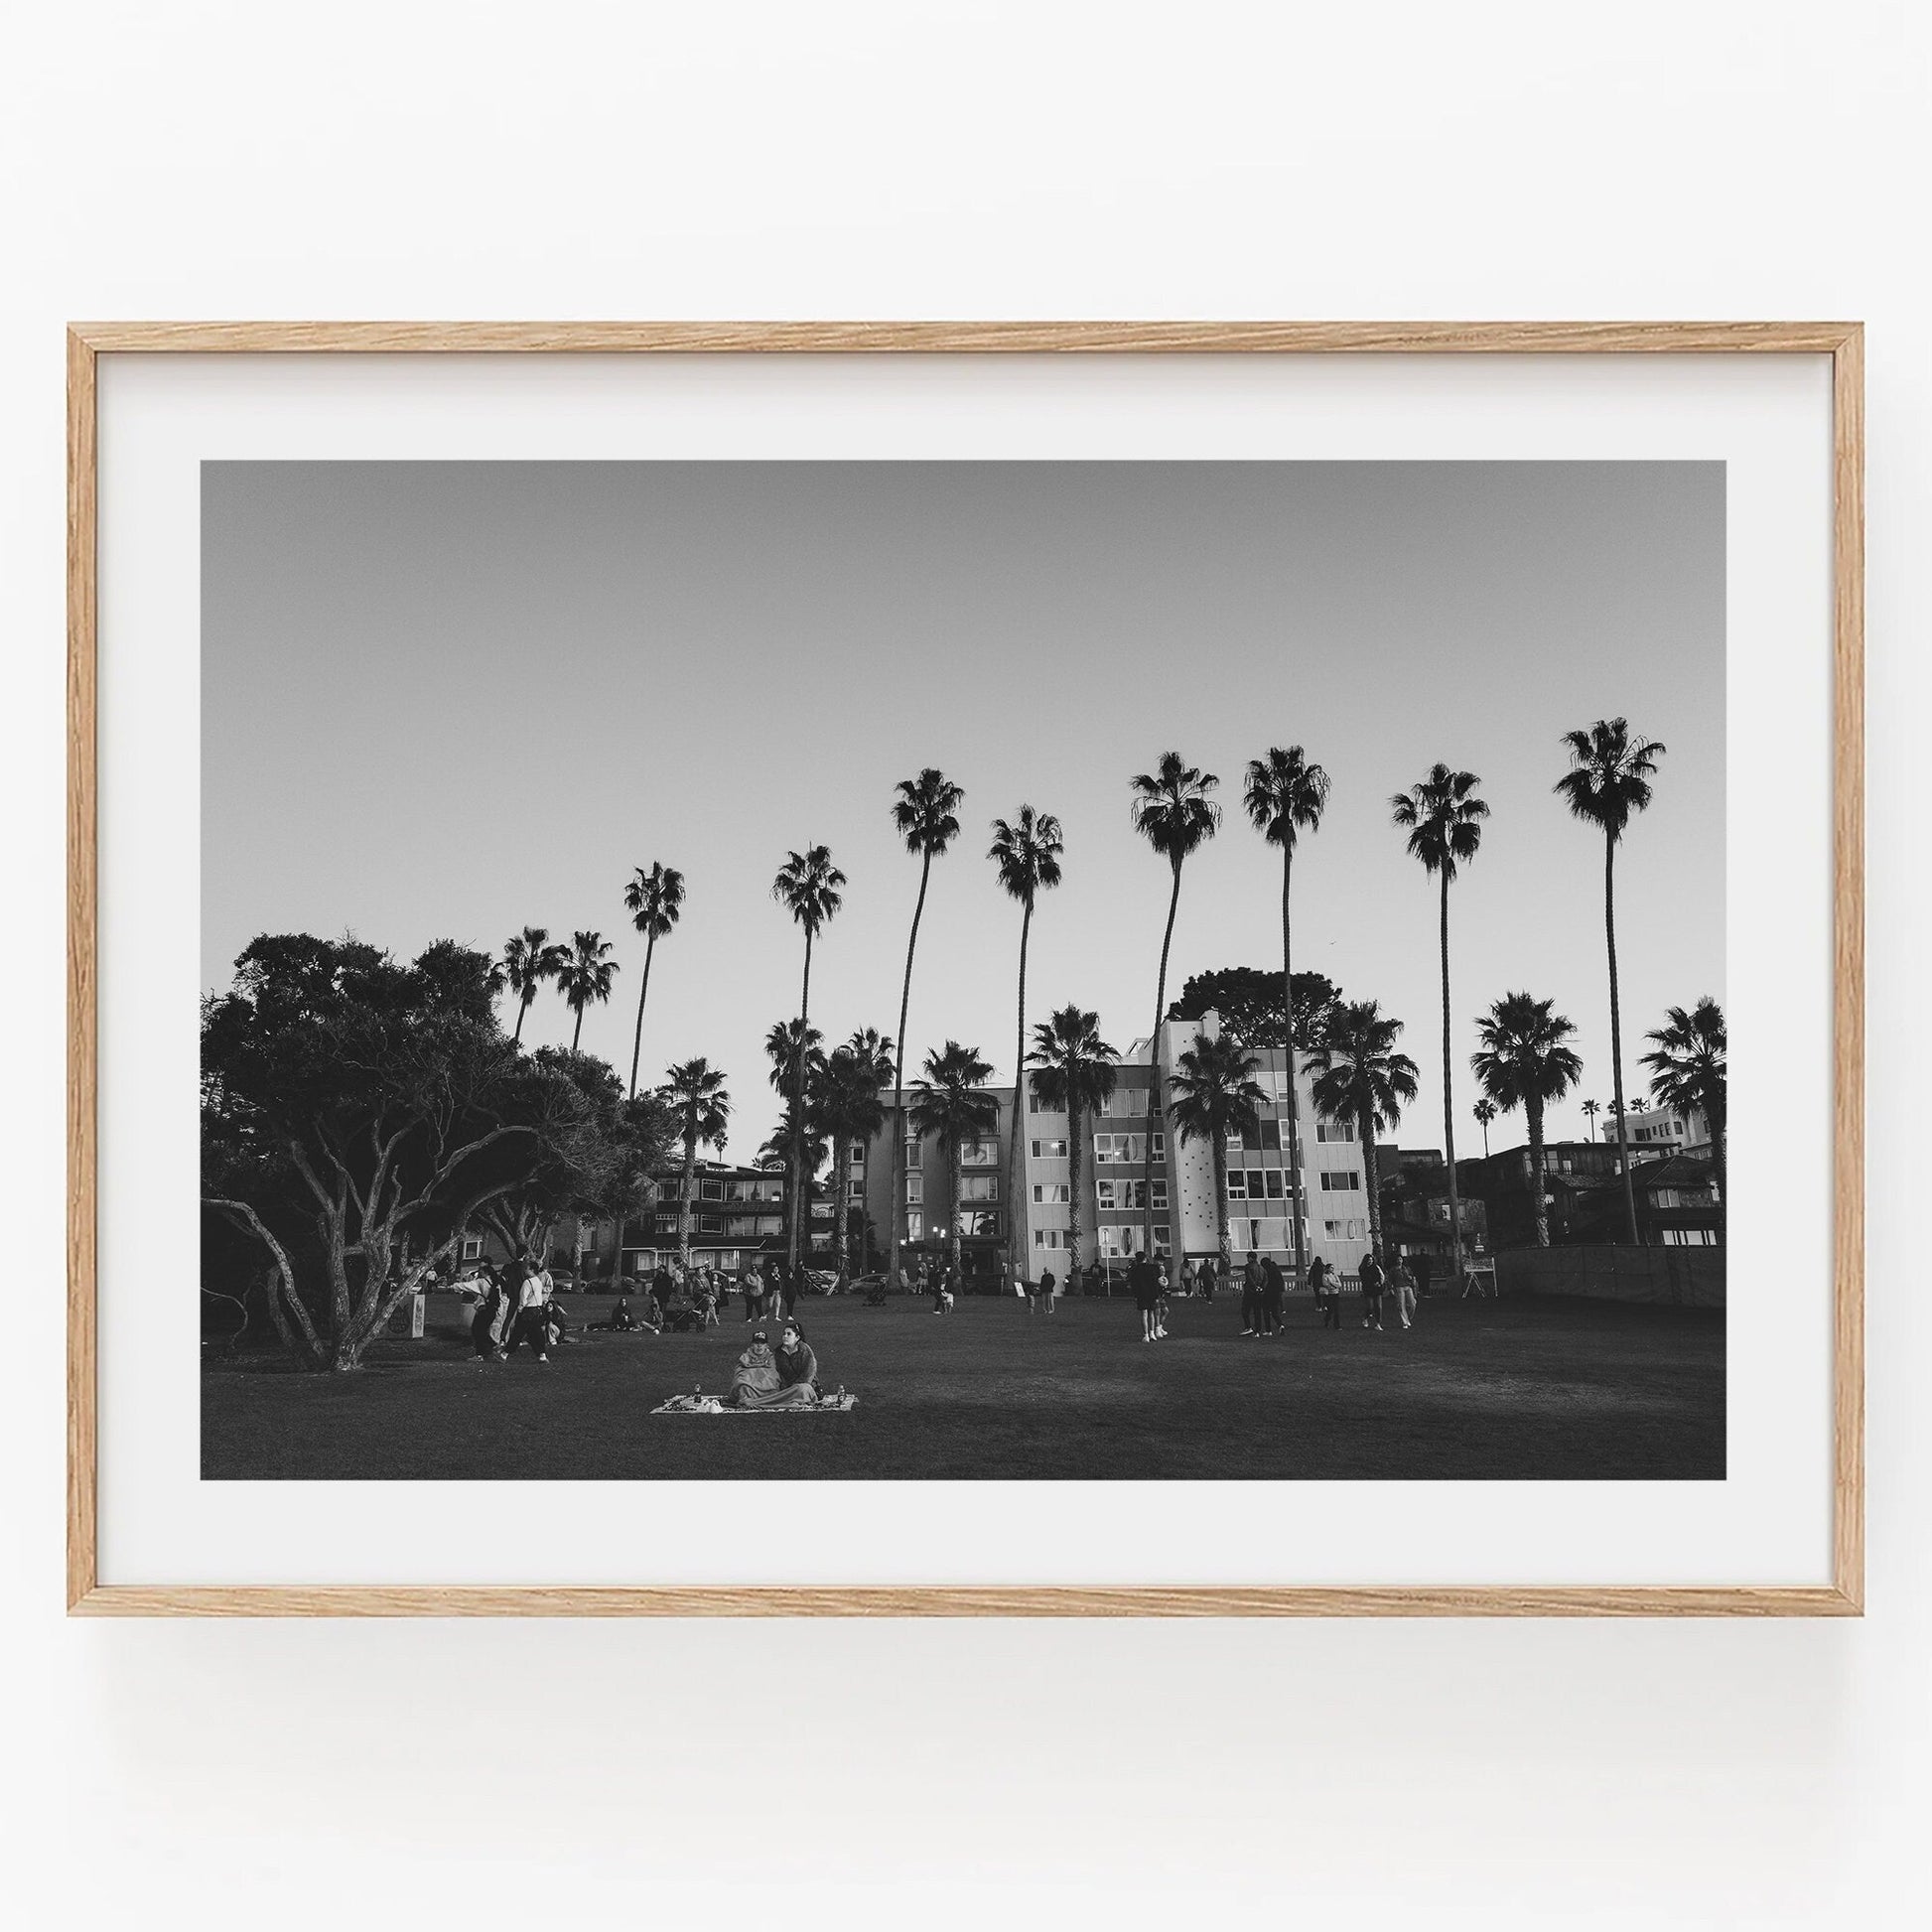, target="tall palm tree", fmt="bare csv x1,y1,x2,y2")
621,862,685,1099
1306,1000,1421,1262
1131,752,1221,1256
1391,763,1489,1282
1581,1096,1601,1143
499,926,567,1043
886,770,964,1285
658,1057,730,1270
1556,718,1667,1245
908,1041,999,1286
1027,1006,1120,1280
1167,1034,1268,1278
771,845,846,1268
1470,992,1584,1247
839,1028,896,1271
815,1045,889,1282
1473,1098,1497,1159
764,1016,826,1258
1244,746,1329,1294
556,930,618,1052
989,806,1064,1280
1641,996,1726,1228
